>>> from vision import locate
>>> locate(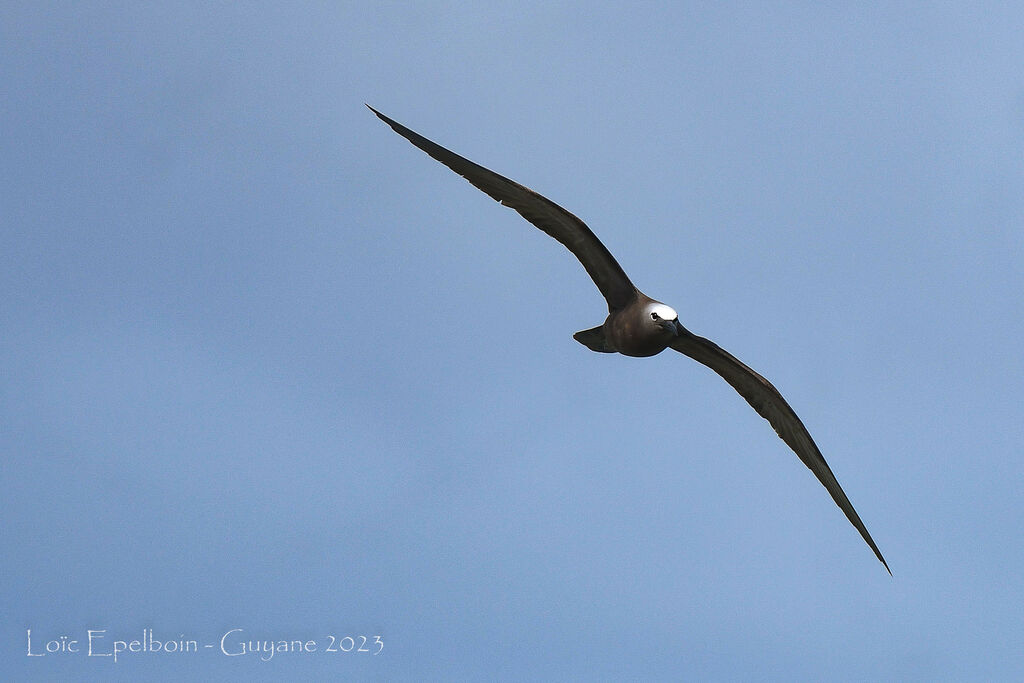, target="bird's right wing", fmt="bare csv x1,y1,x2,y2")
368,106,638,311
669,331,890,573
